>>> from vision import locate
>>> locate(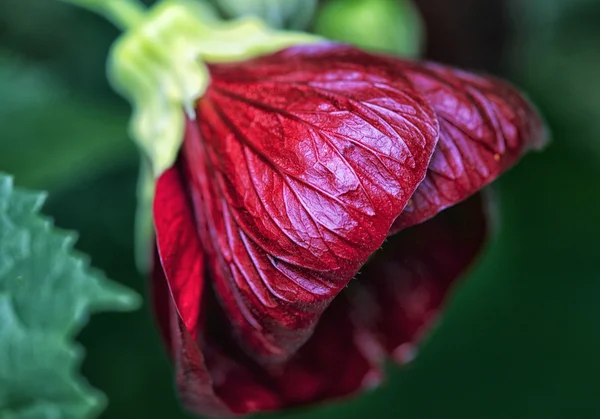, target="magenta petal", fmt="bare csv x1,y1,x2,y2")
182,44,440,361
357,194,488,362
390,61,546,232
